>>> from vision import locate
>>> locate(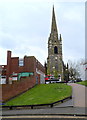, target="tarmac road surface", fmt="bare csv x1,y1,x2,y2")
1,118,87,120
